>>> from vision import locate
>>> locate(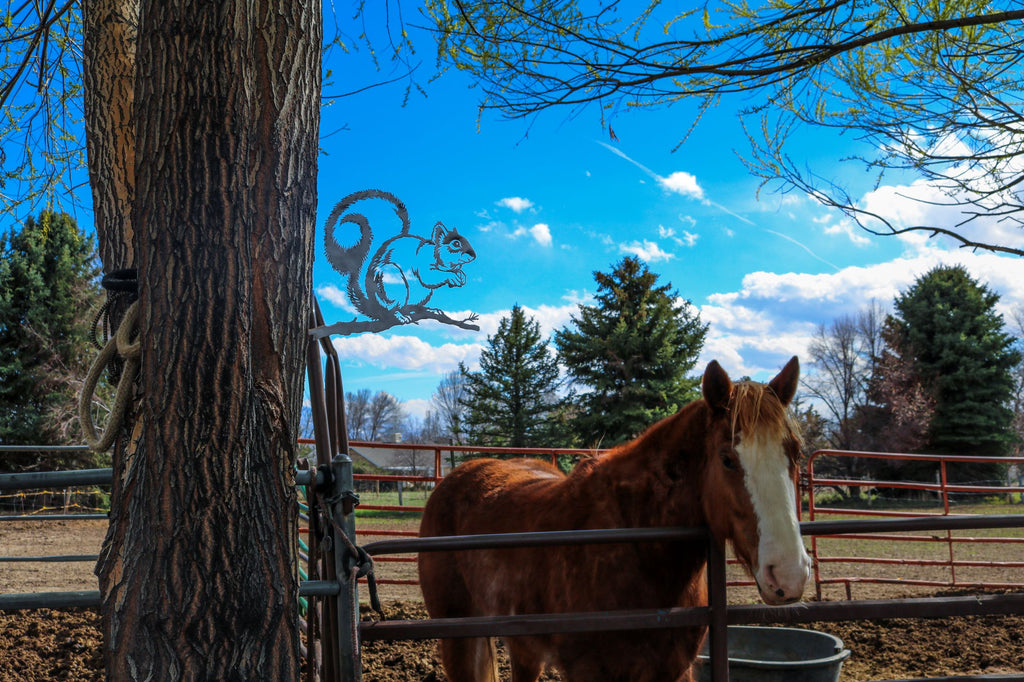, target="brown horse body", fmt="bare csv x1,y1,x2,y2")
418,358,809,682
